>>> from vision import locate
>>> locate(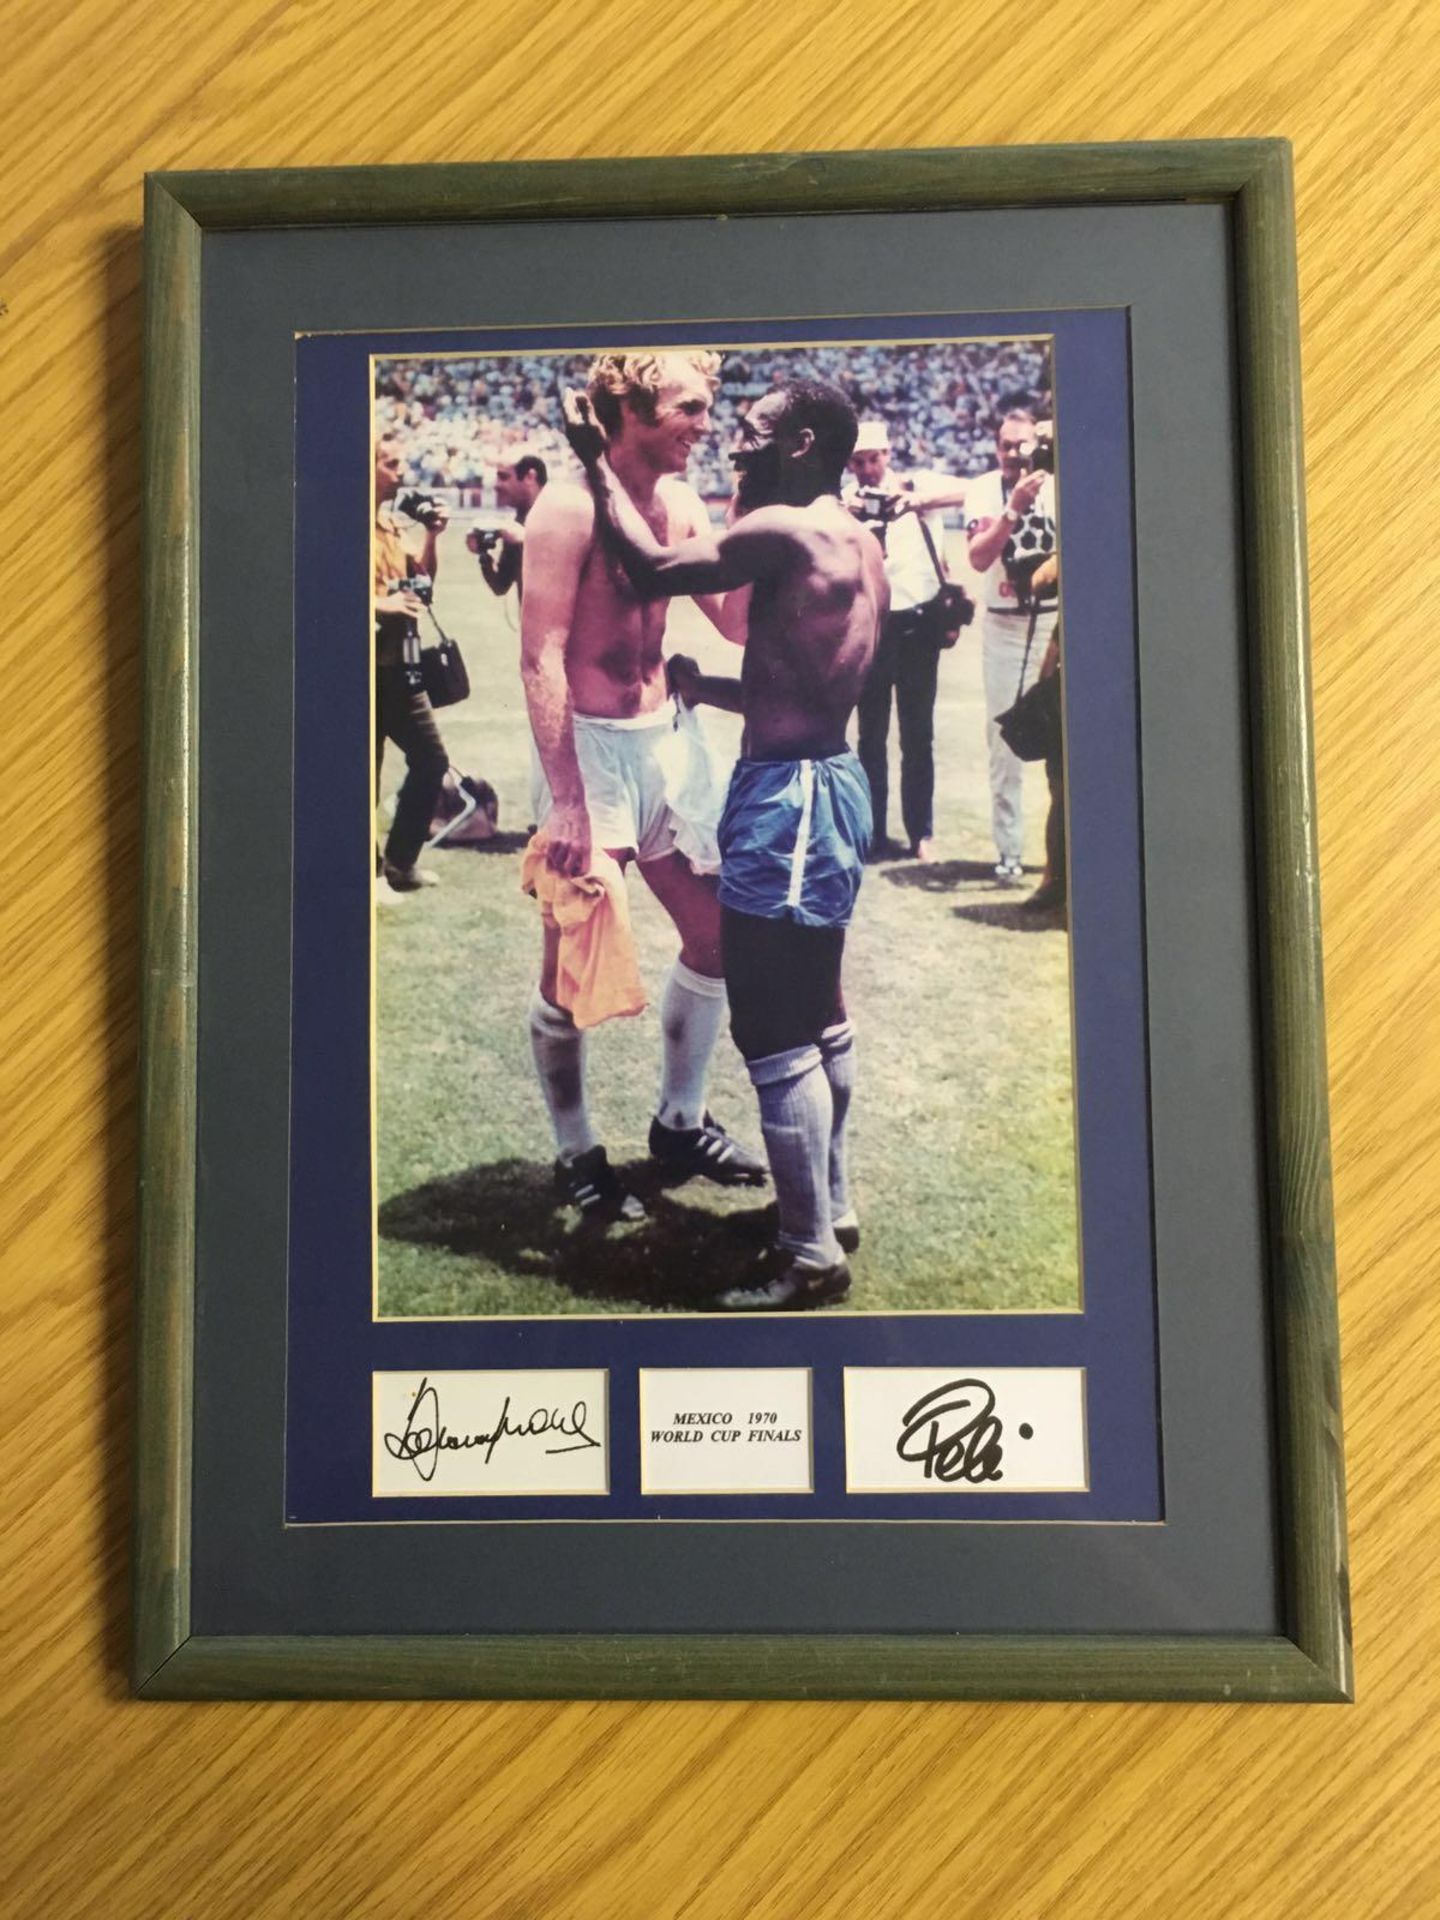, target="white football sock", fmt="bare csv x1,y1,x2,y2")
747,1043,841,1270
655,959,727,1133
529,989,597,1161
818,1019,857,1227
